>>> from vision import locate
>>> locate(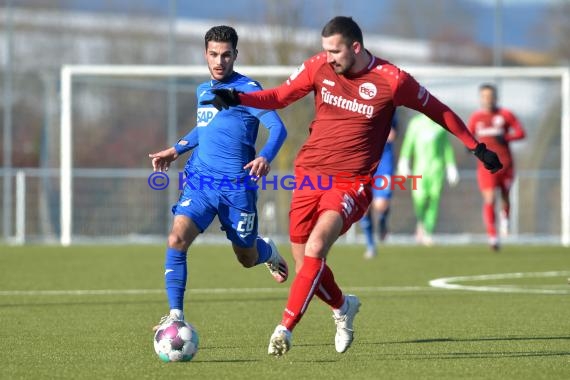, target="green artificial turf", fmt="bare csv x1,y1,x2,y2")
0,244,568,379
